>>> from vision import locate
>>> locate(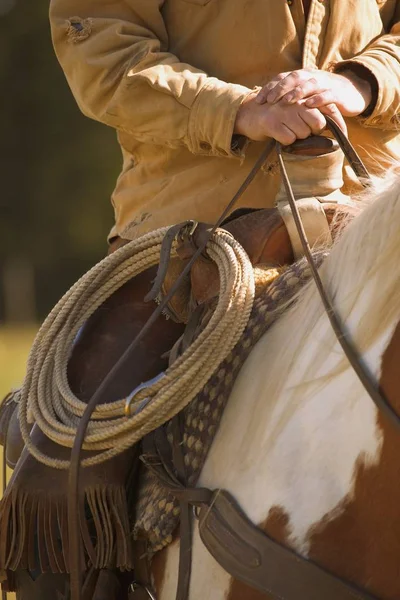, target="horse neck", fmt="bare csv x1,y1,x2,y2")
157,179,400,600
198,207,400,598
200,275,395,537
